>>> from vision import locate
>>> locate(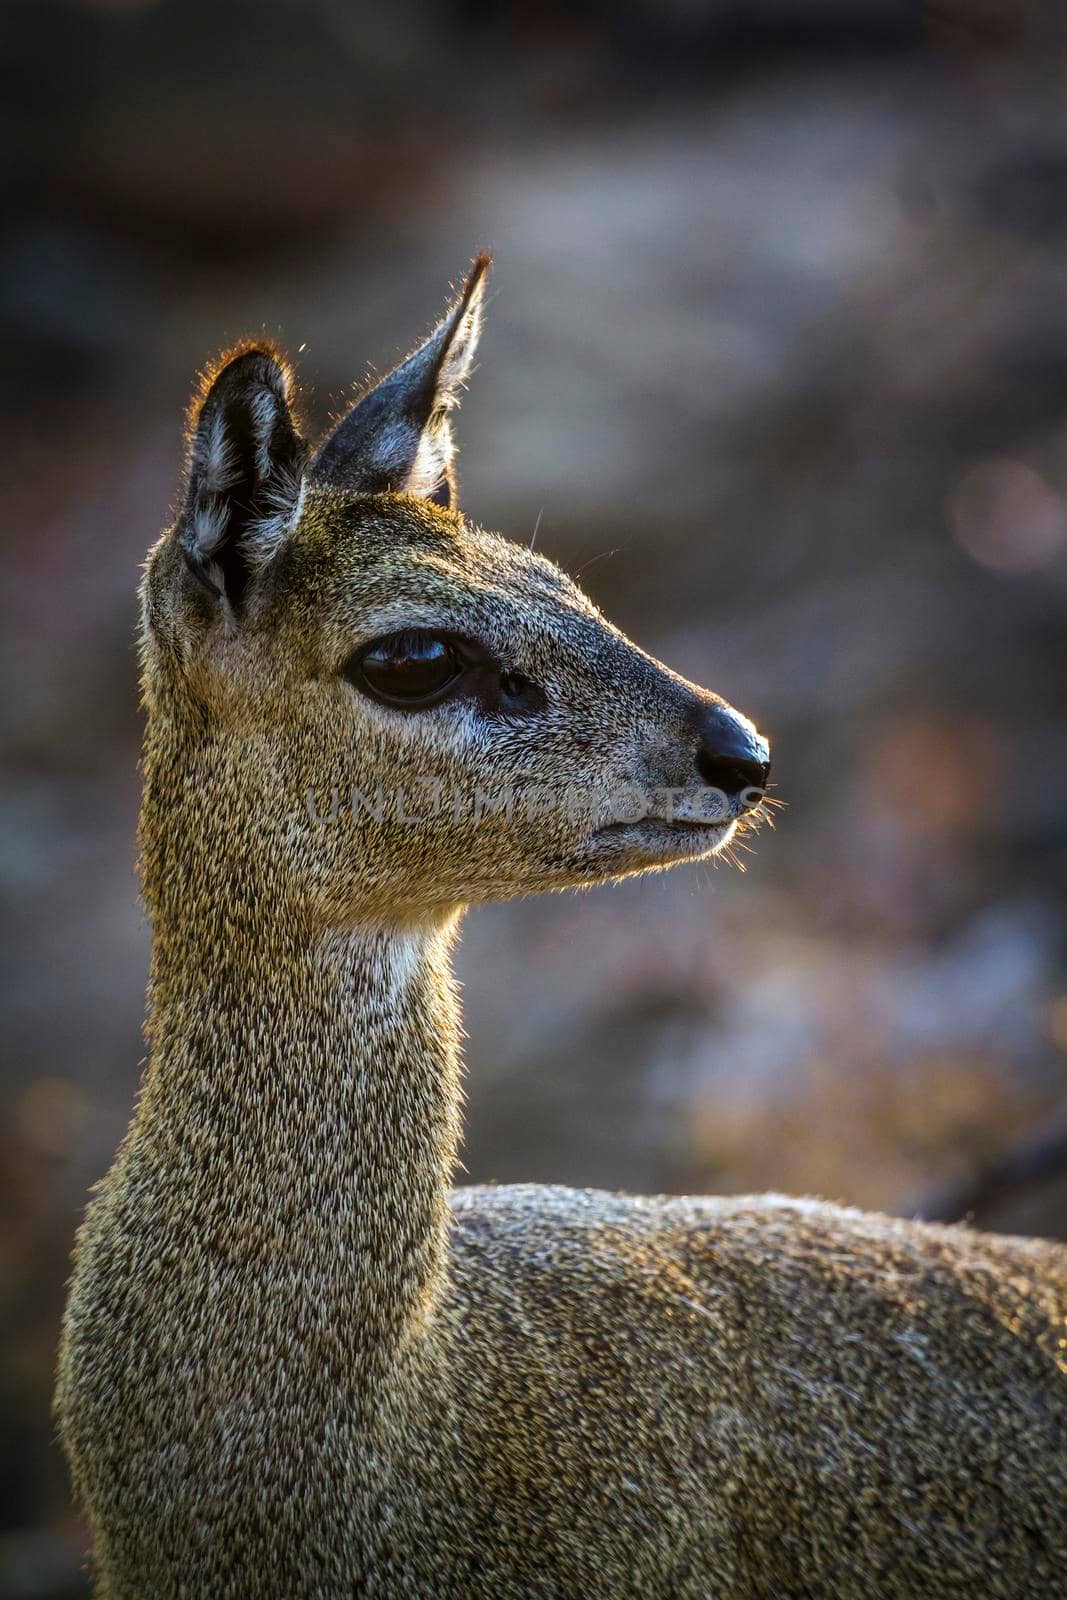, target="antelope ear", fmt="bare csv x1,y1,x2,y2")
309,253,490,510
179,344,306,611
